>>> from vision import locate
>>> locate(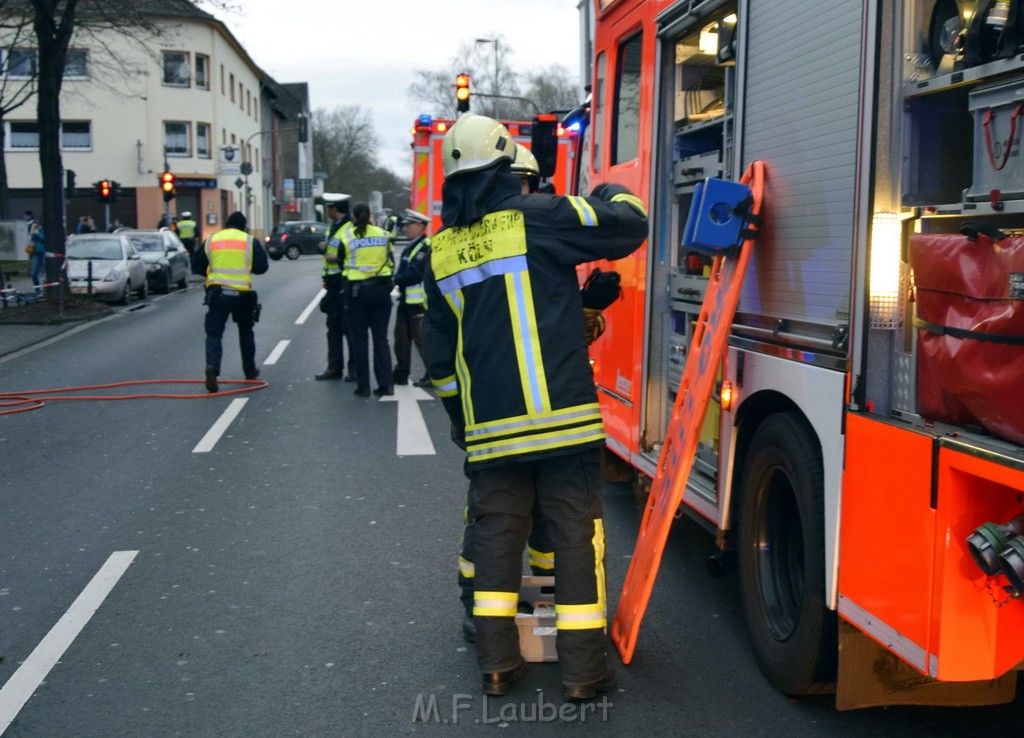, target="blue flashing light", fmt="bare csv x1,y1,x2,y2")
417,114,433,128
